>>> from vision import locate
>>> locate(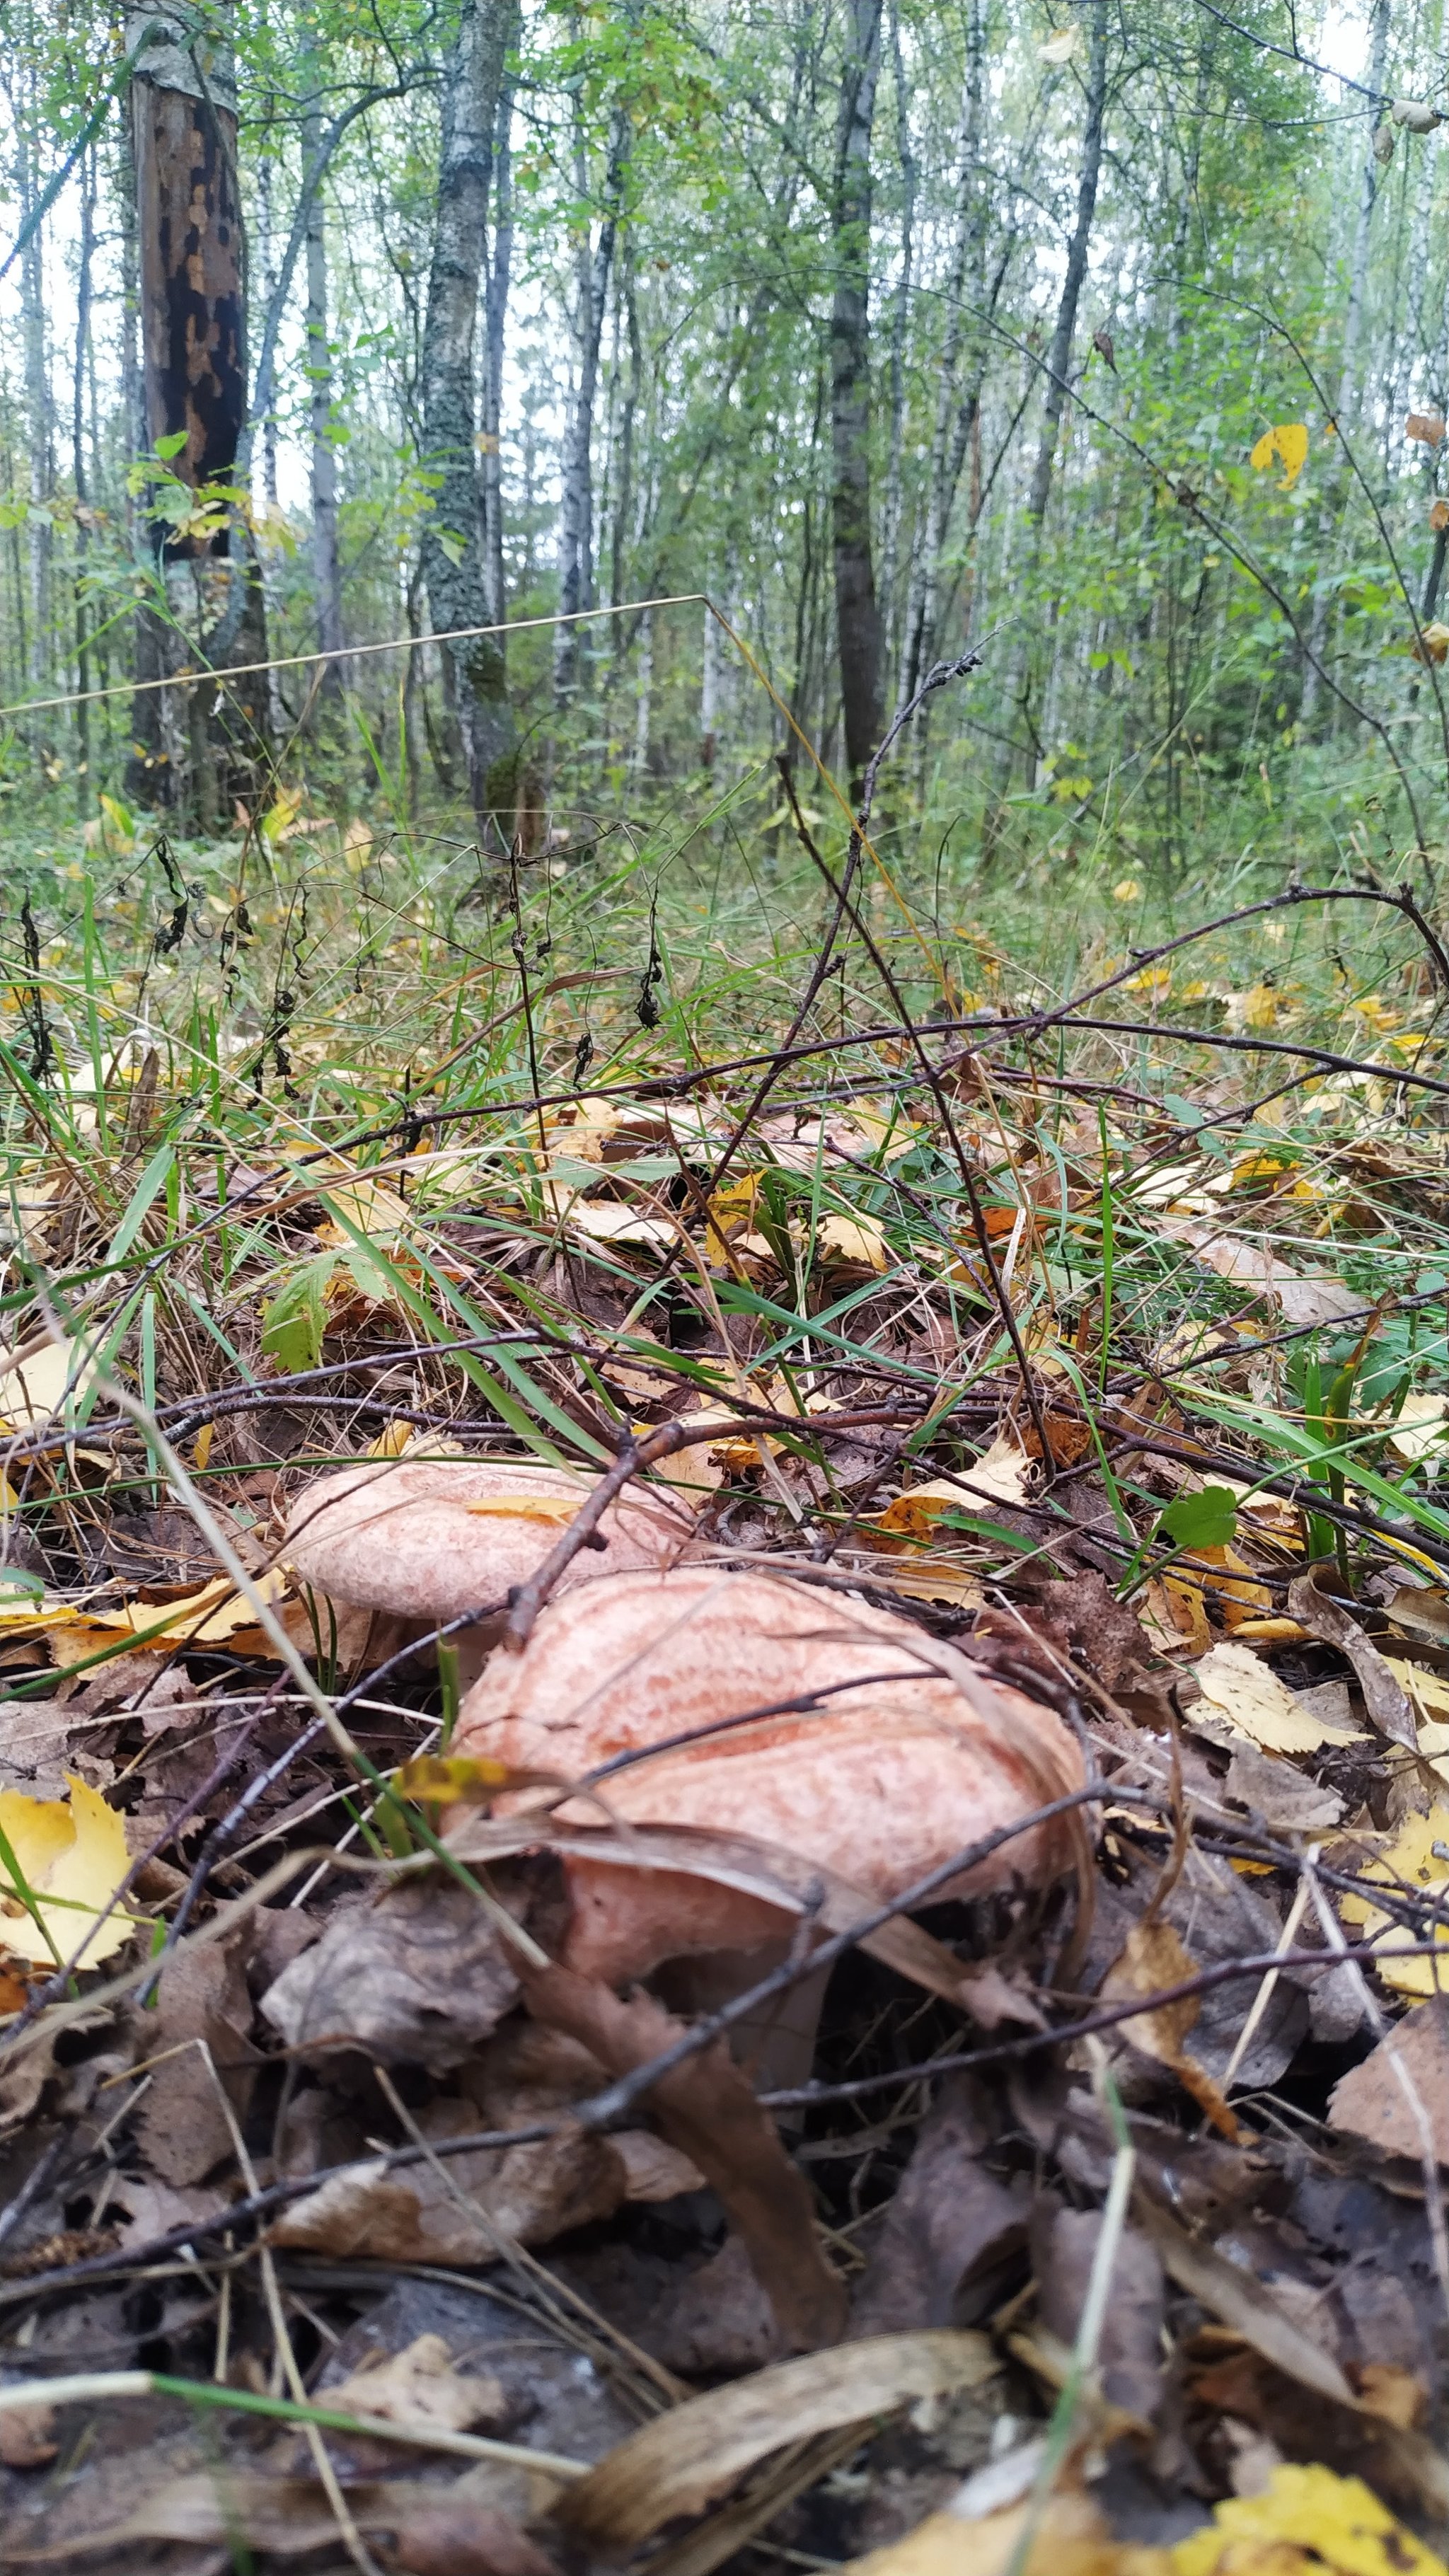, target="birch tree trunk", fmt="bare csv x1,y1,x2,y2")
1301,0,1391,728
898,0,986,712
995,0,1108,799
73,146,96,802
555,80,633,709
303,83,345,702
481,28,518,628
830,0,885,792
420,0,516,844
877,0,916,687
